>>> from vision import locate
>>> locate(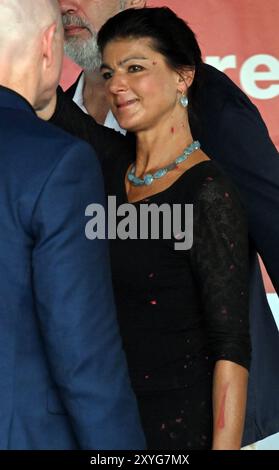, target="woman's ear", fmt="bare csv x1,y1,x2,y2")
177,69,195,94
126,0,146,8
